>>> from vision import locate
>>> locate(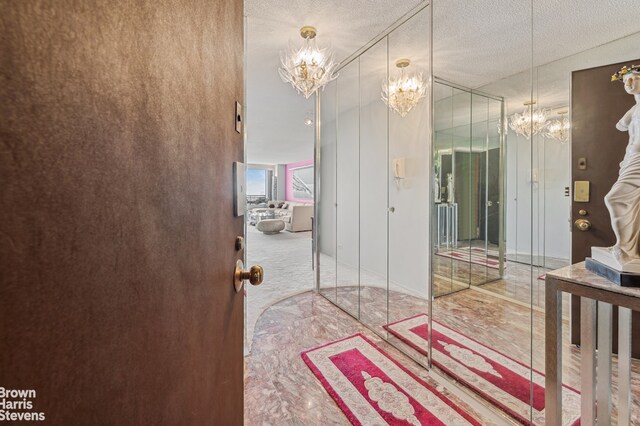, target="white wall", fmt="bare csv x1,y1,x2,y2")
504,131,571,265
541,137,571,260
505,133,536,264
